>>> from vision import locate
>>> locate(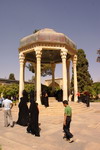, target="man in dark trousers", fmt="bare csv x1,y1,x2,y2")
84,91,90,107
63,100,74,143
